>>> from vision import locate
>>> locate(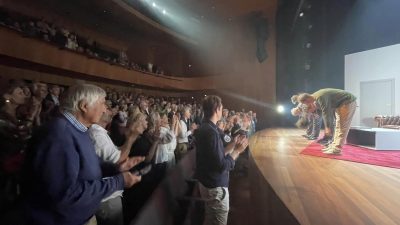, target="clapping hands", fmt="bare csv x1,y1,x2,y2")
234,135,249,153
119,156,145,172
